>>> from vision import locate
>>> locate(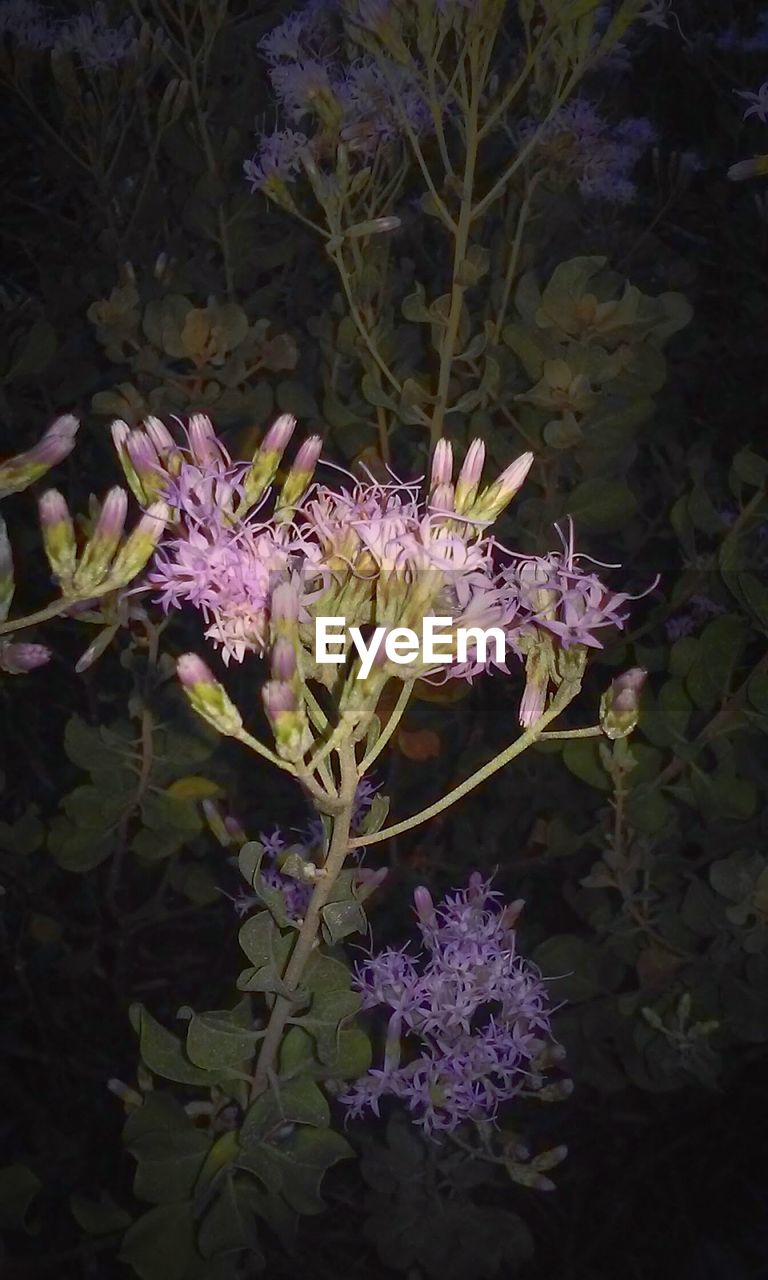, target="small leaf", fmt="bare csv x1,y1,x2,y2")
130,1004,218,1086
120,1203,195,1280
0,1164,41,1231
